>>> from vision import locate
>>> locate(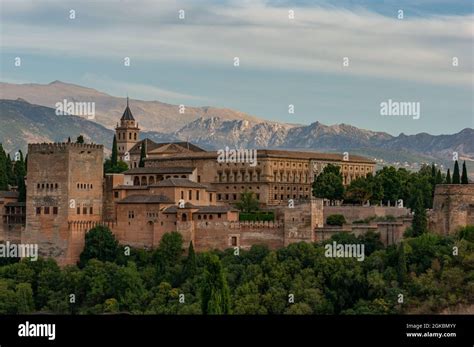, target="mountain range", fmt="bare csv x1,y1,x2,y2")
0,81,472,175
